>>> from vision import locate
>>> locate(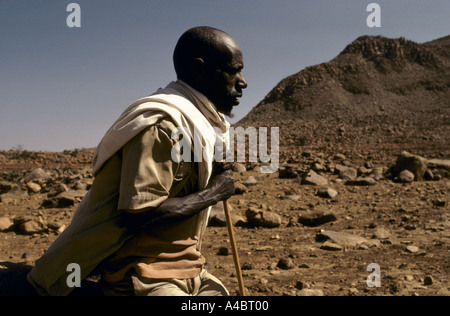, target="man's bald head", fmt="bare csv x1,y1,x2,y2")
173,26,232,80
173,26,247,116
